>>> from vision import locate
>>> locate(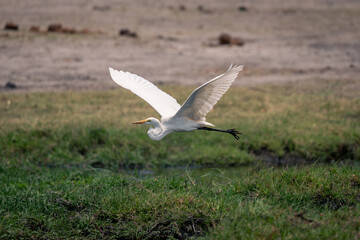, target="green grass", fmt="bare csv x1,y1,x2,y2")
0,78,359,169
0,165,359,239
0,78,359,238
